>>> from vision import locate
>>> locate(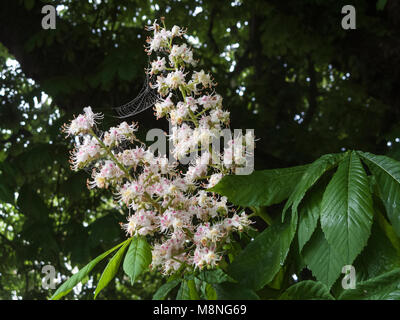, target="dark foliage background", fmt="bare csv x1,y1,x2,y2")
0,0,399,299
